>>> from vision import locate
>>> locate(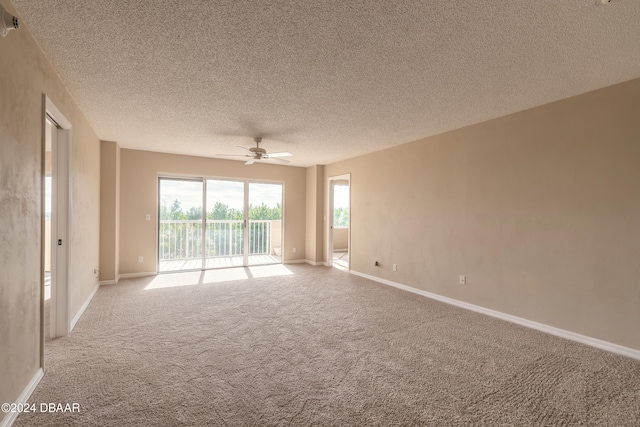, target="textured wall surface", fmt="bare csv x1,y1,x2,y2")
332,228,348,251
100,141,120,282
305,167,318,262
325,79,640,350
0,0,100,414
305,166,324,263
118,149,307,275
